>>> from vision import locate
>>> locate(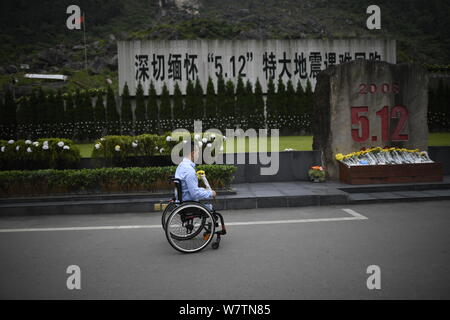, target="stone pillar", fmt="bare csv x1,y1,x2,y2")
313,60,429,179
